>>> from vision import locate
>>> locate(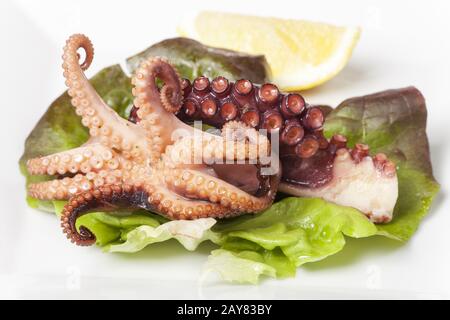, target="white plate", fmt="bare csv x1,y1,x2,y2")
1,0,449,299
